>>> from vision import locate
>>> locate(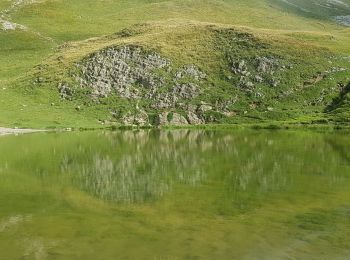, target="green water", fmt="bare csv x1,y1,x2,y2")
0,130,350,259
